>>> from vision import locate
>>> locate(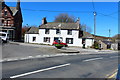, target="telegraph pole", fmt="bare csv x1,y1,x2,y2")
93,12,97,36
109,29,111,38
93,12,97,49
